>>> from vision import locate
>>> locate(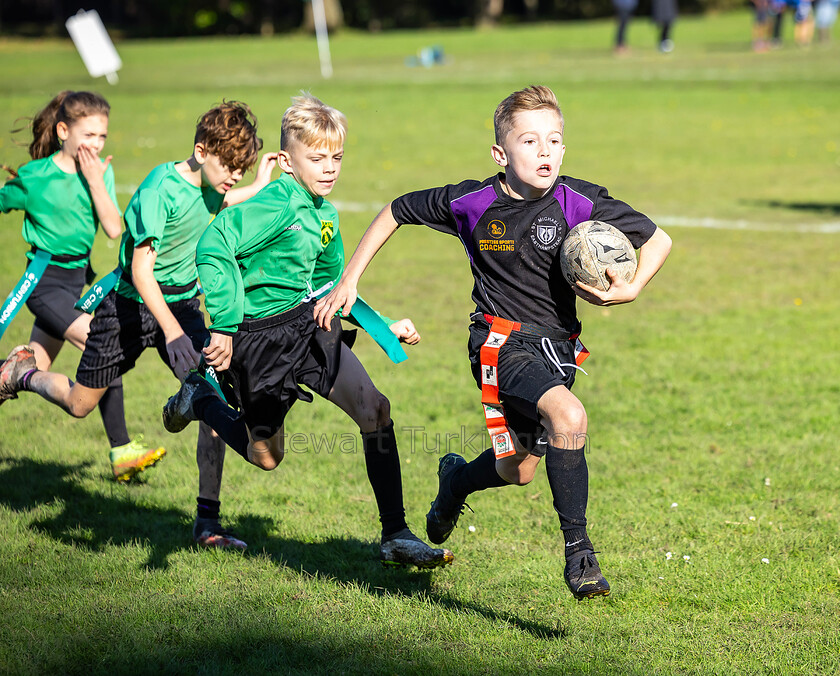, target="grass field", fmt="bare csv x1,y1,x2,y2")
1,10,840,674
